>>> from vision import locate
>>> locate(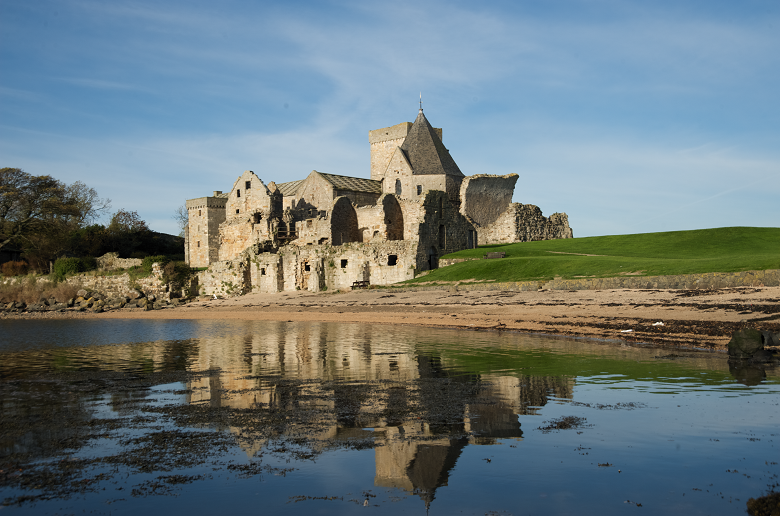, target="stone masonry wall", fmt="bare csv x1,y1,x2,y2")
479,203,572,245
67,263,170,300
186,195,227,267
96,252,142,271
459,174,518,228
